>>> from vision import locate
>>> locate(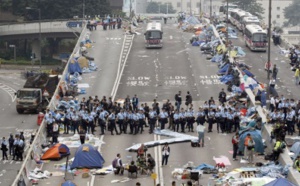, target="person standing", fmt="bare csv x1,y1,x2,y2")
148,108,157,134
272,64,278,80
132,94,139,111
246,135,255,164
197,124,205,147
185,91,193,107
108,111,119,135
52,122,59,144
117,109,125,134
79,126,86,145
175,91,182,111
8,134,14,156
218,88,227,104
159,108,168,130
137,110,146,134
98,109,108,135
162,143,170,166
232,132,239,161
1,137,8,160
71,111,79,134
17,136,24,161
